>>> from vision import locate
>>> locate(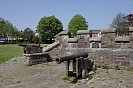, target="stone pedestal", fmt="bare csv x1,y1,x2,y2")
23,52,49,65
